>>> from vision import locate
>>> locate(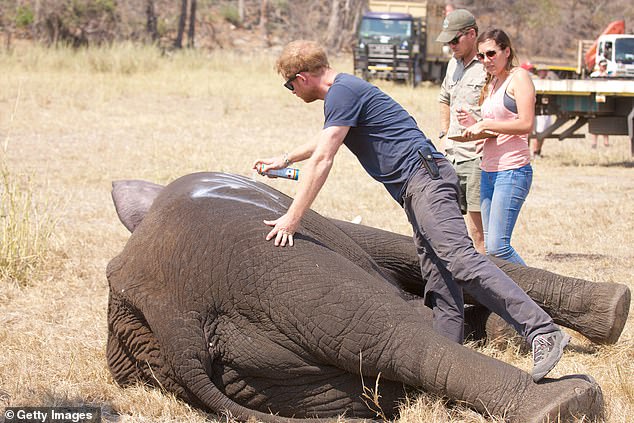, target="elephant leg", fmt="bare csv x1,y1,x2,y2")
349,315,603,422
107,292,196,403
331,219,630,344
483,311,529,353
489,257,631,344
